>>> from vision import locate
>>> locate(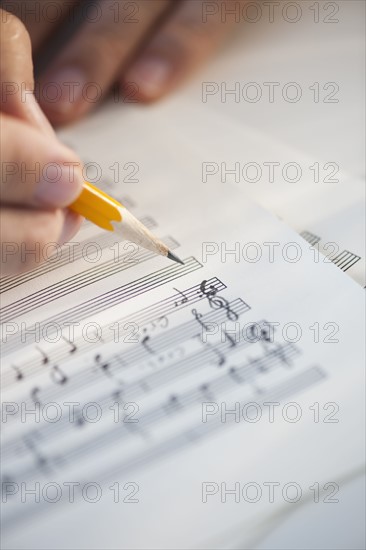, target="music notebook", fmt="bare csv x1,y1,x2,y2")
1,96,365,549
